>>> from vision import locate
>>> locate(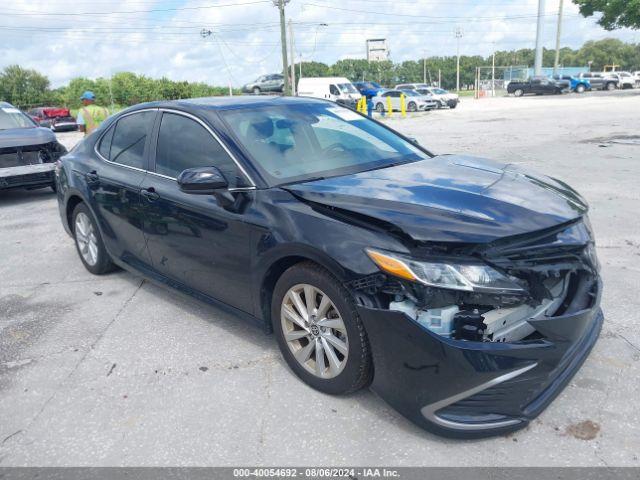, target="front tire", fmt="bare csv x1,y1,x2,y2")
575,84,586,93
252,86,261,95
72,203,115,275
513,89,524,97
375,103,385,113
272,262,373,395
605,82,616,91
407,102,417,112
